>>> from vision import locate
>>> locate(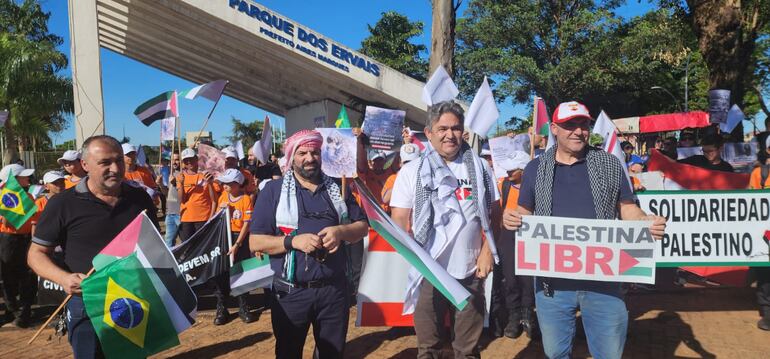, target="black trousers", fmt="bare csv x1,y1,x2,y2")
491,229,535,322
757,267,770,316
211,232,252,304
271,280,349,359
0,233,36,312
179,221,207,242
346,240,364,295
